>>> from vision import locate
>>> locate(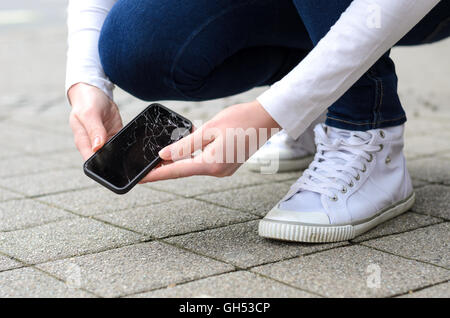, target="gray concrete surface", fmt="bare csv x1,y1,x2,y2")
0,1,448,297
